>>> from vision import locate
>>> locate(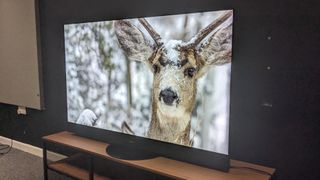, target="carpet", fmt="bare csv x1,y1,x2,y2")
0,148,71,180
